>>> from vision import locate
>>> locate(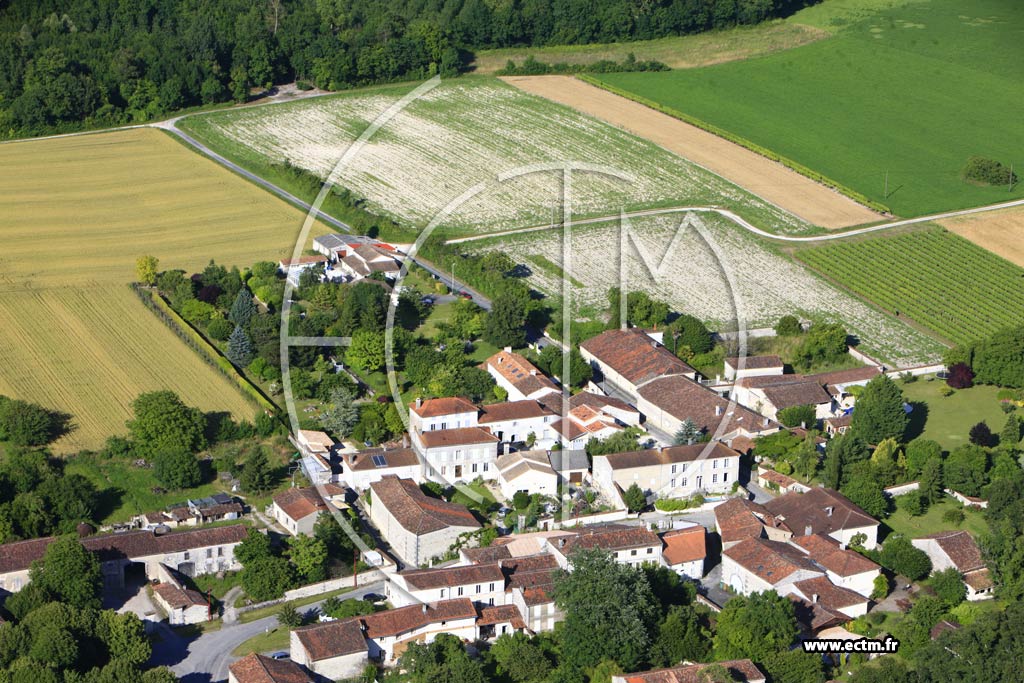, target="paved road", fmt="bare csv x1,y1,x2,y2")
446,199,1024,246
154,580,384,683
